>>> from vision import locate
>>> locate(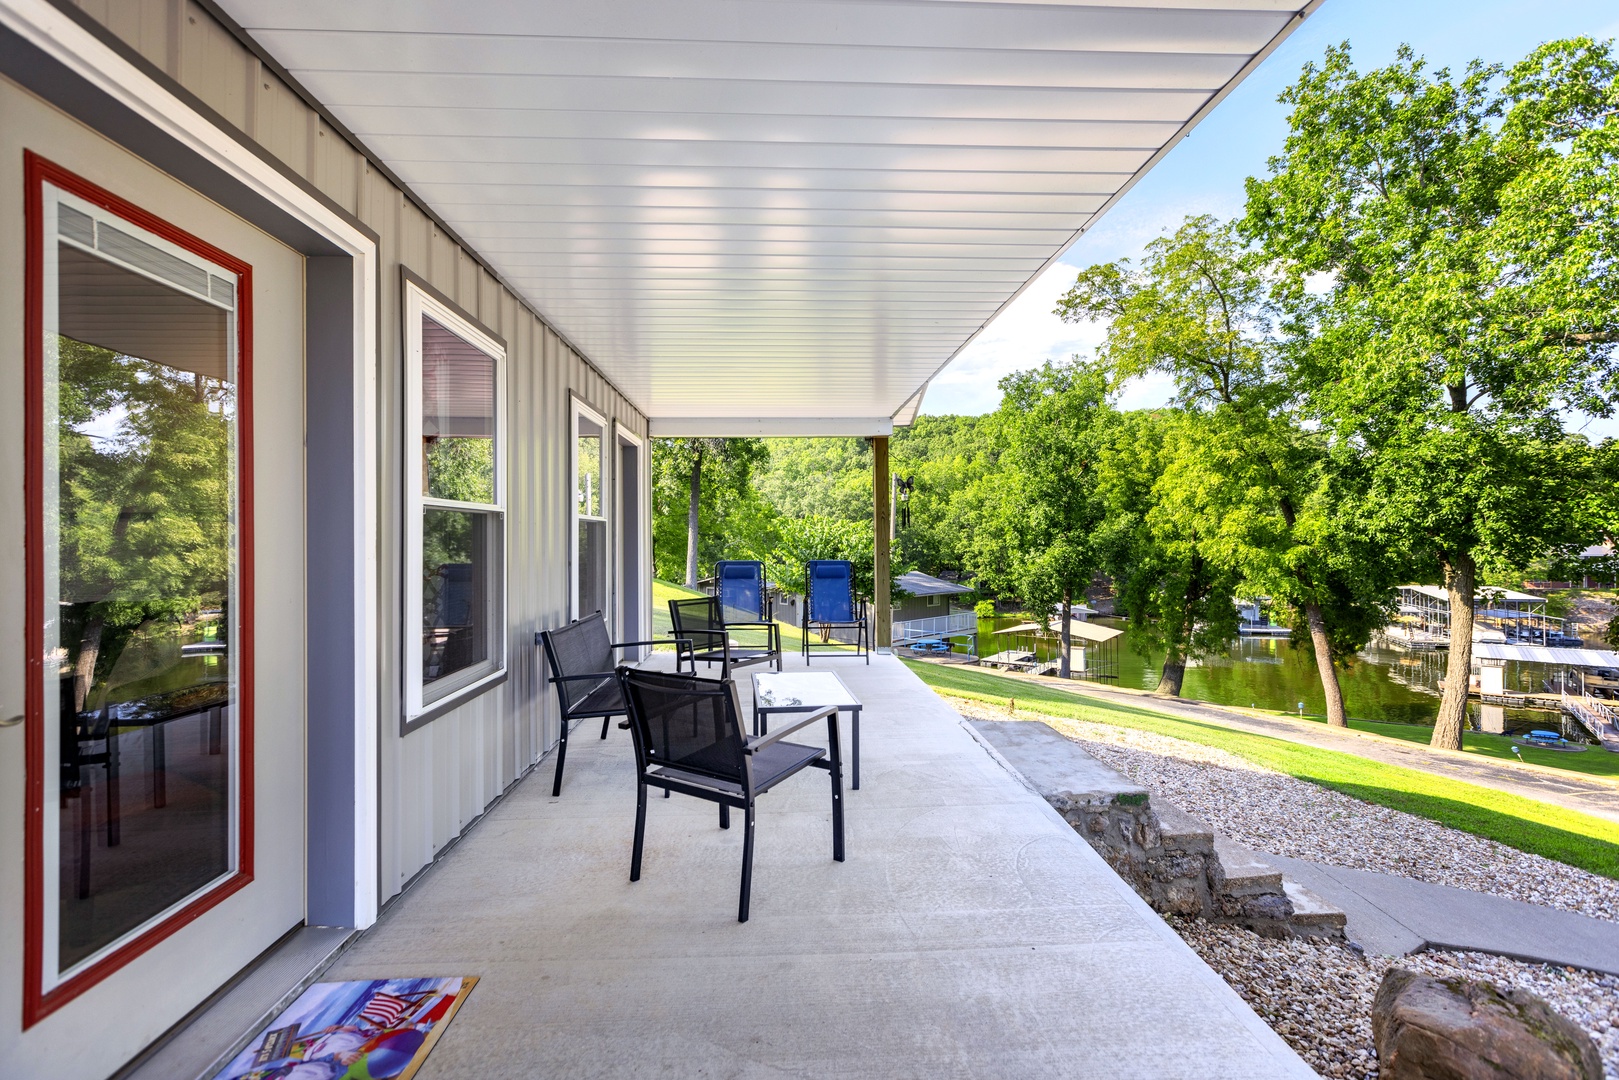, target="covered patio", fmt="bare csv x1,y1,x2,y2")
162,657,1311,1078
